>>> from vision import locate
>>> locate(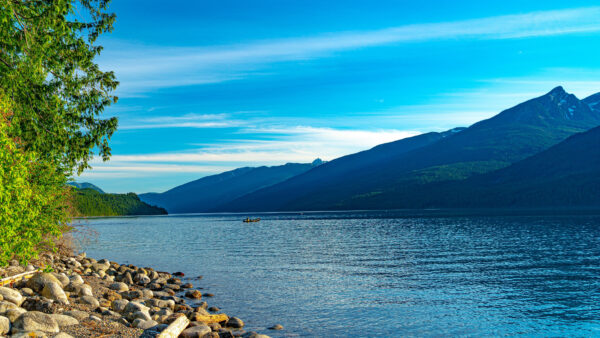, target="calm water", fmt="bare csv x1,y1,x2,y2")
75,211,600,337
